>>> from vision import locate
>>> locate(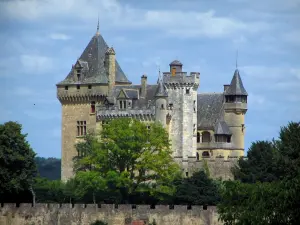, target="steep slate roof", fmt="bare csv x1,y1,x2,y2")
57,33,131,85
214,121,232,135
224,69,248,96
197,93,224,130
155,81,168,97
124,89,139,99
